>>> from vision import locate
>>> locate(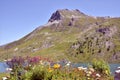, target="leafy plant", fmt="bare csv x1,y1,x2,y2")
91,58,111,76
23,65,53,80
6,56,43,80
